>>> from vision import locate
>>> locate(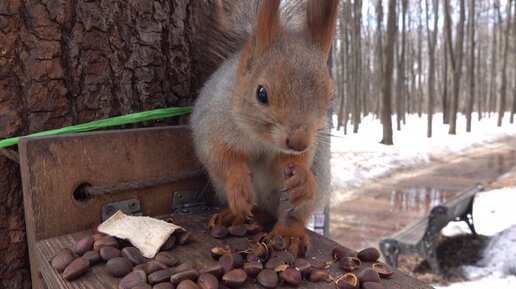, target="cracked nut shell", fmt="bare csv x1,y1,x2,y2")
372,263,394,278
